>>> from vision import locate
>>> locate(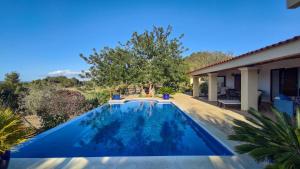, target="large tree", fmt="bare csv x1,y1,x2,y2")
4,72,20,85
0,72,24,110
81,26,188,95
80,47,136,95
127,26,188,92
